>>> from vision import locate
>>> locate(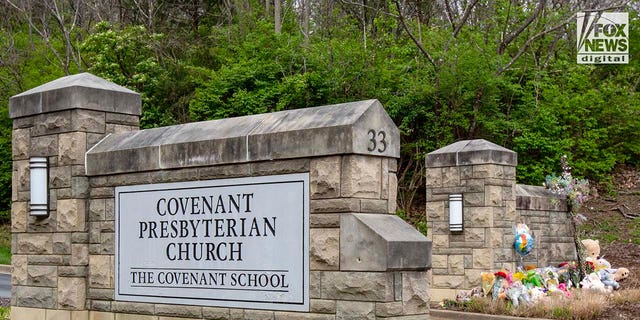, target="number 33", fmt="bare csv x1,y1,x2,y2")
367,129,387,152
